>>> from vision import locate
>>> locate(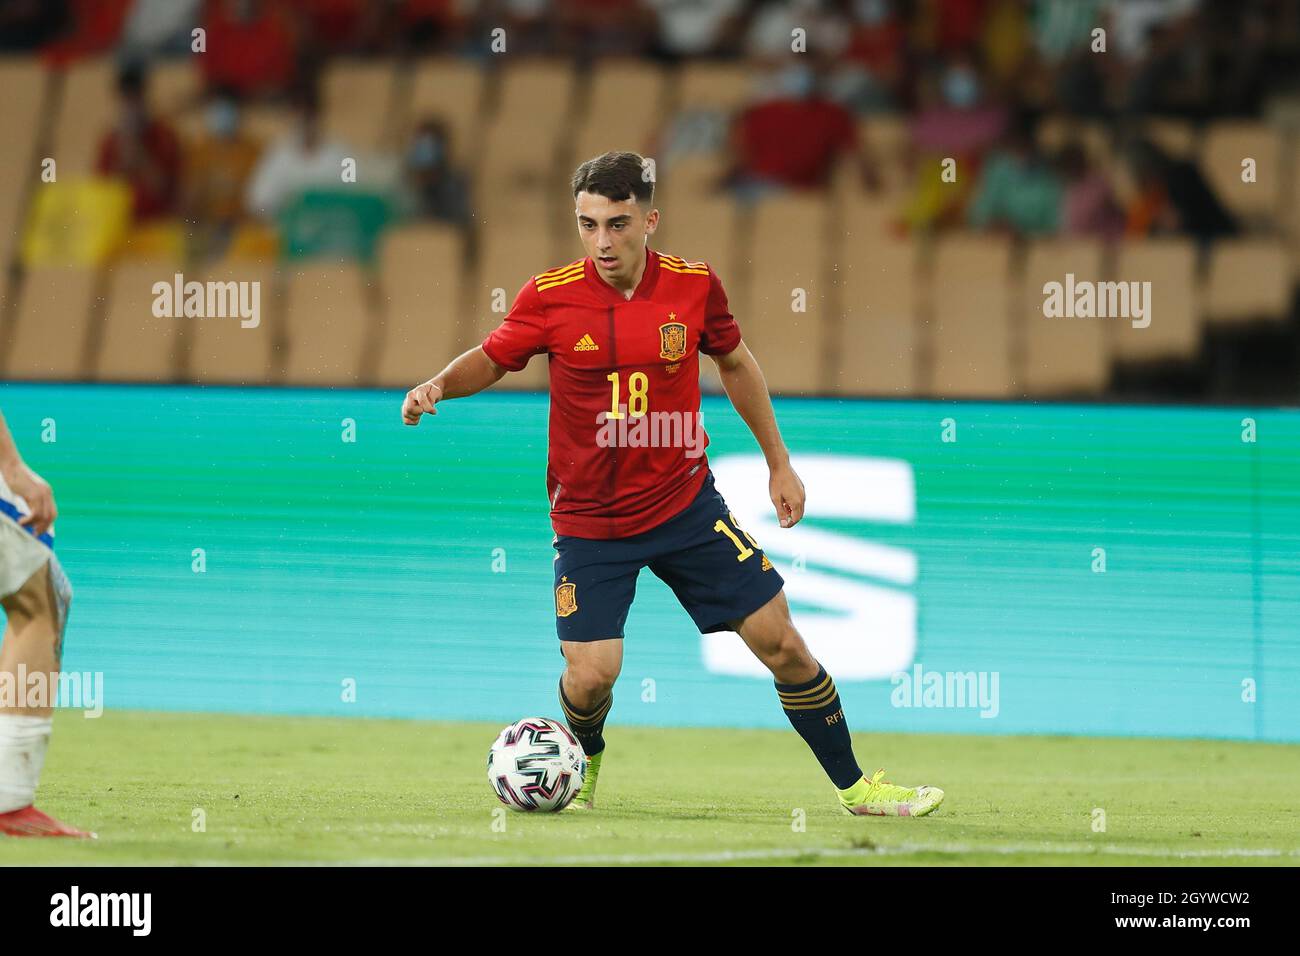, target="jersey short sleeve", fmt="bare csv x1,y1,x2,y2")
700,265,742,356
482,279,548,371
